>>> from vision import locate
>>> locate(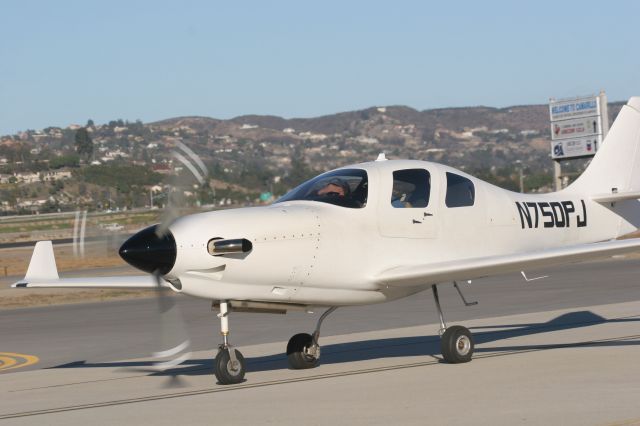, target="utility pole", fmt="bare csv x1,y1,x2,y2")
516,160,524,193
554,161,562,191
